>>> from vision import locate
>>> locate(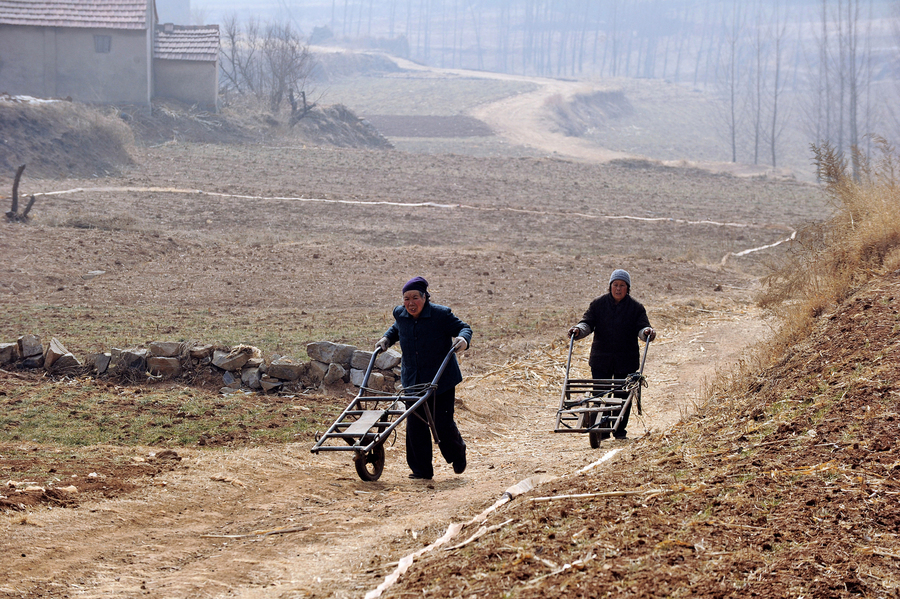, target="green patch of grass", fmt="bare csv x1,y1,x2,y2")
0,380,342,448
